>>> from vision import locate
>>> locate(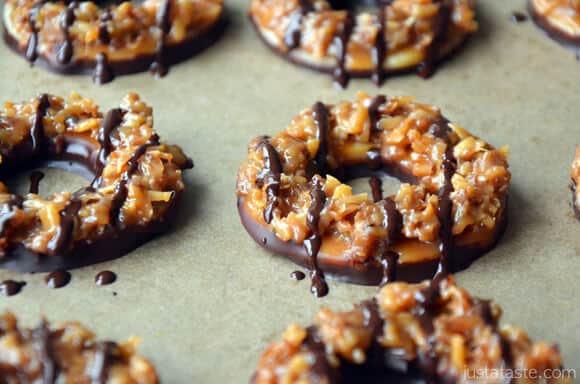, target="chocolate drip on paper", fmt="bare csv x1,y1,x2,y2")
91,341,116,384
29,170,45,194
92,53,115,85
311,102,330,176
109,136,160,227
290,270,306,281
150,0,172,77
57,2,78,65
256,139,282,224
333,12,354,88
304,177,328,297
45,270,72,289
0,280,26,296
31,94,50,154
417,0,450,78
95,271,117,286
33,319,58,384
